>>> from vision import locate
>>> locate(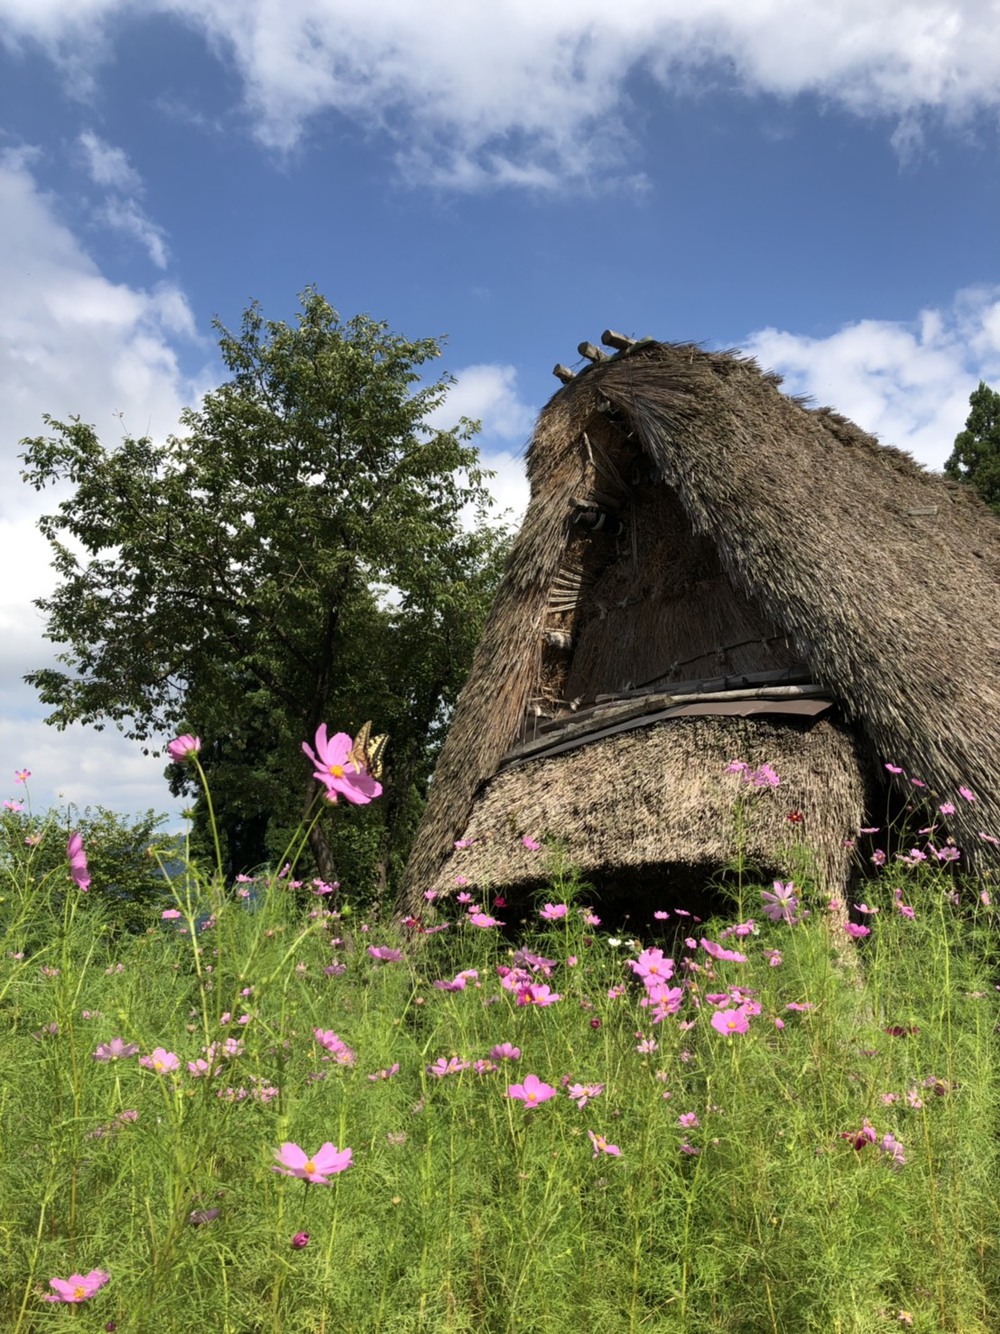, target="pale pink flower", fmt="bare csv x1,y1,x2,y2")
468,912,503,928
567,1081,603,1108
587,1130,621,1158
427,1055,470,1077
273,1141,352,1182
44,1270,110,1303
14,768,30,783
844,923,870,939
161,908,181,920
761,881,799,924
939,802,956,815
303,725,382,805
516,983,561,1007
490,1042,520,1061
630,947,674,985
959,786,976,802
507,1073,556,1107
367,946,403,963
368,1063,400,1081
140,1047,180,1073
539,903,568,922
678,1112,699,1129
434,969,479,991
167,734,201,762
521,835,541,851
93,1038,138,1062
67,832,90,892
